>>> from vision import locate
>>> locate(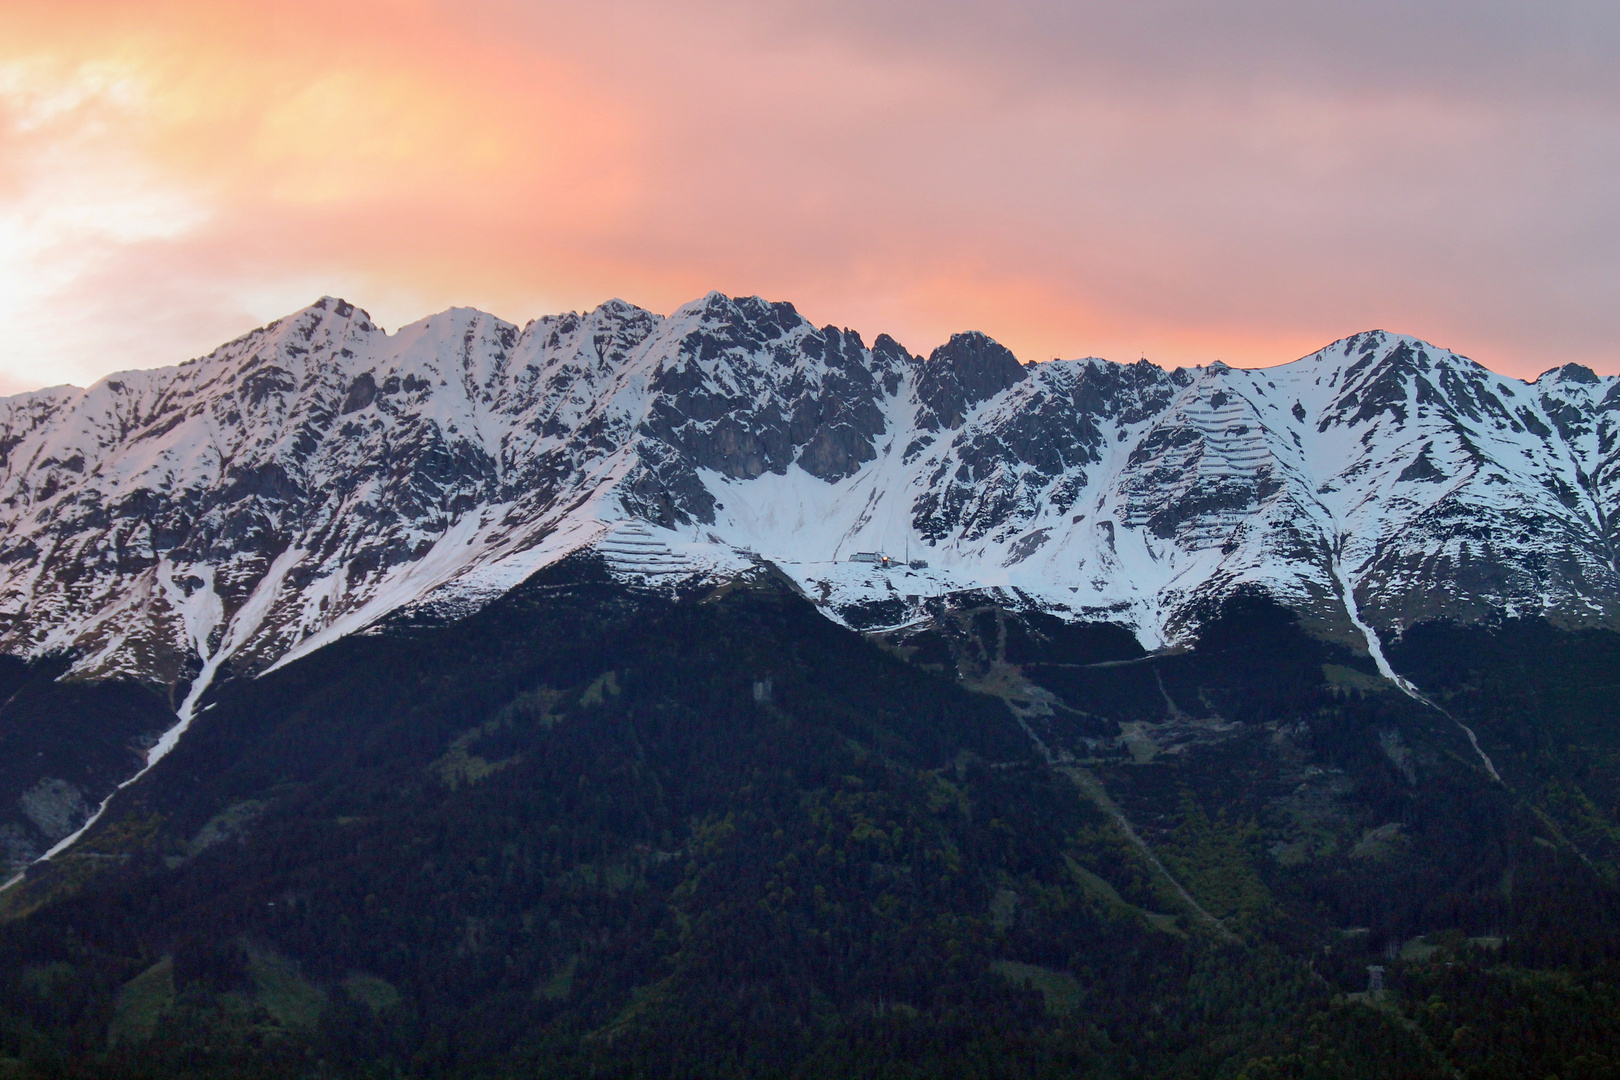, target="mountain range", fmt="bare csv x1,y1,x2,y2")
1,294,1619,1079
4,293,1616,693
